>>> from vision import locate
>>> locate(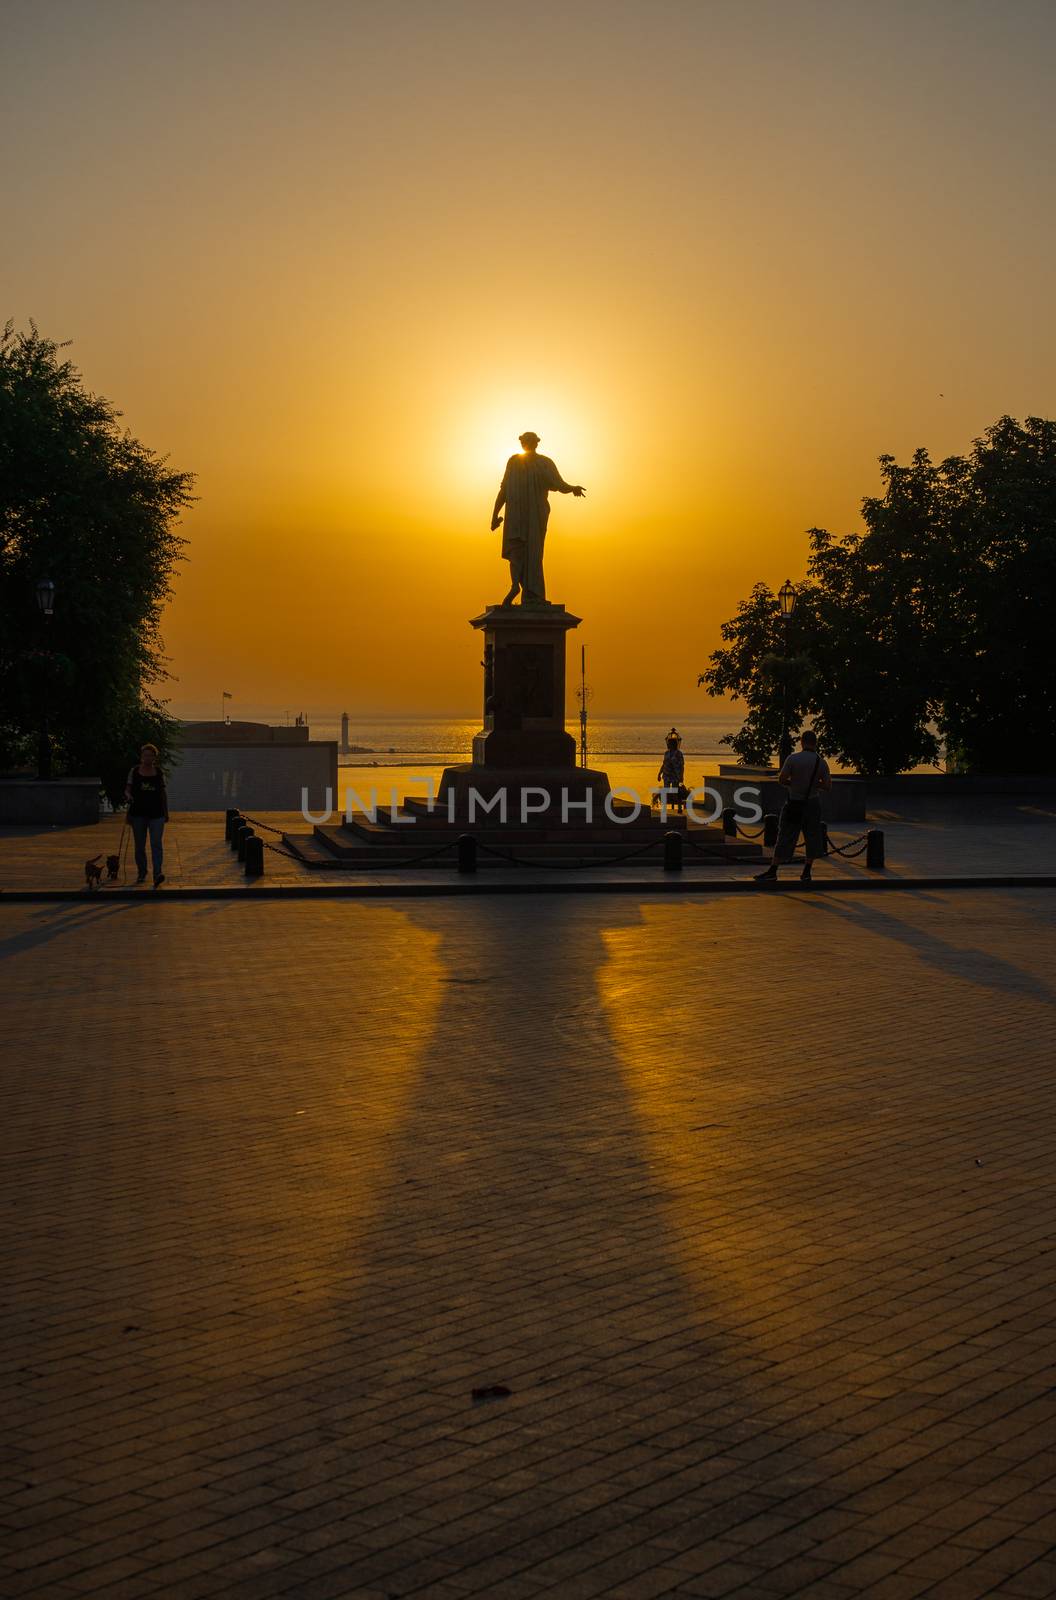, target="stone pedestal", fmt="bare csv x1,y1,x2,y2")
437,603,612,822
471,603,580,768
